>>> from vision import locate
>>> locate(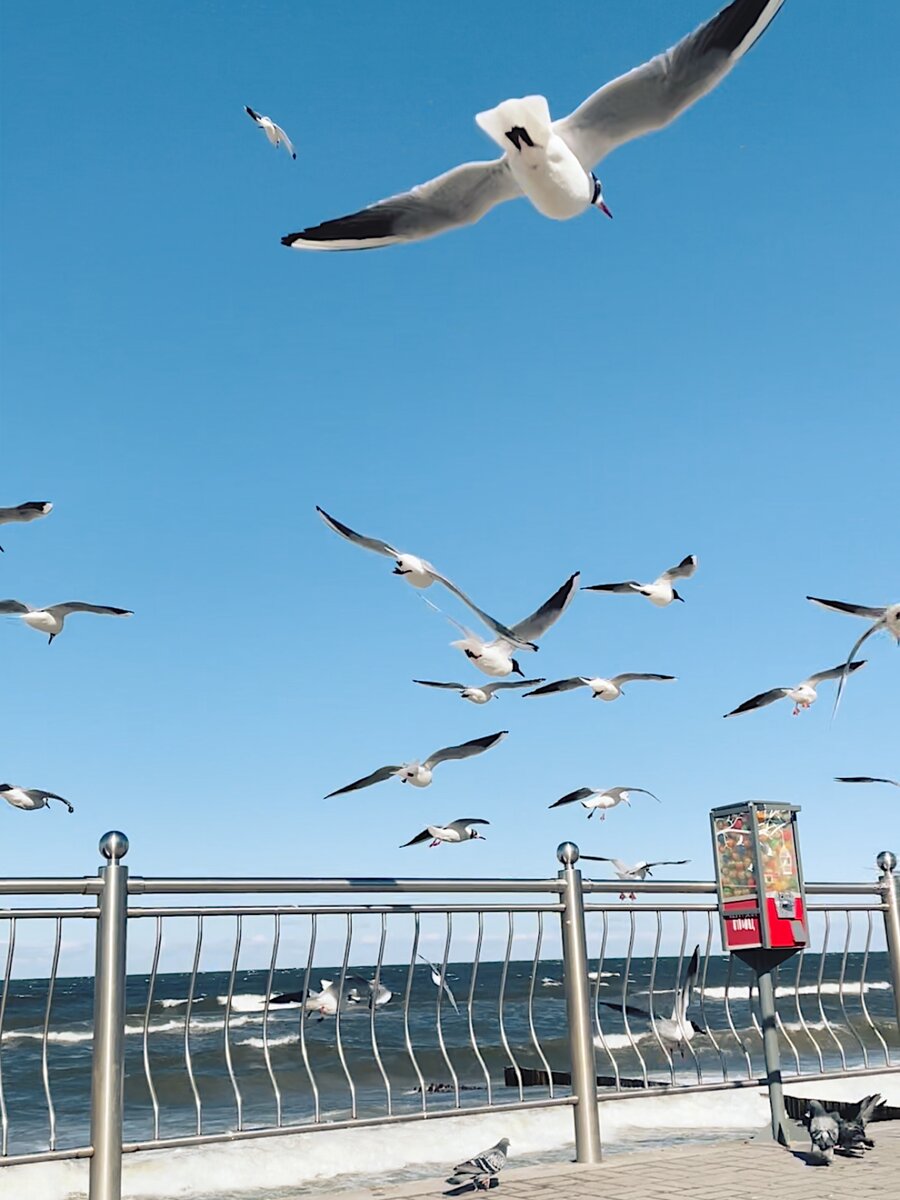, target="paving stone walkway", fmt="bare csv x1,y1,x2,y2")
338,1122,899,1200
